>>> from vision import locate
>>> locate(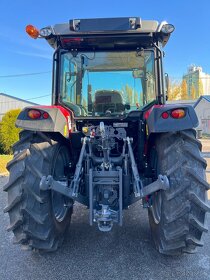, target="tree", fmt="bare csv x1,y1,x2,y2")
0,142,4,154
191,85,196,99
0,109,21,154
167,79,181,101
122,84,133,104
181,79,188,100
134,91,139,104
82,98,87,108
199,79,204,97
